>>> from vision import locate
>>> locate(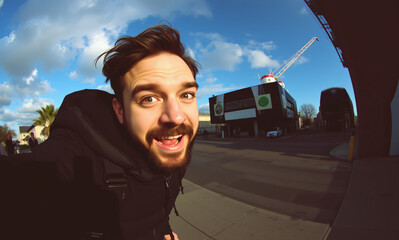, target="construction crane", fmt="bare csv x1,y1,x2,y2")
260,37,319,87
